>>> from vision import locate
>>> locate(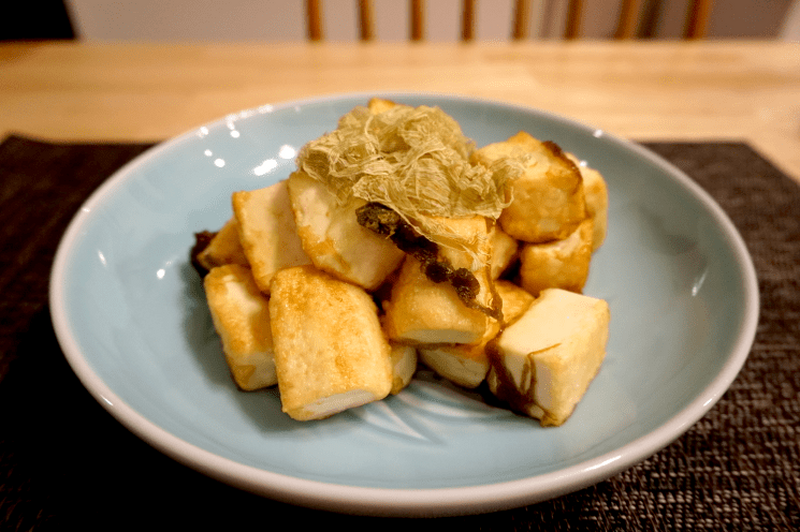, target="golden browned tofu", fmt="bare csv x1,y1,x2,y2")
368,97,397,114
383,256,495,345
495,279,538,326
488,288,610,426
518,217,593,297
431,215,498,312
268,265,393,421
489,223,519,279
566,153,608,251
418,280,534,389
472,131,586,243
383,216,502,345
232,180,311,295
195,217,250,272
389,342,417,395
286,170,405,291
203,264,277,391
381,216,509,346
